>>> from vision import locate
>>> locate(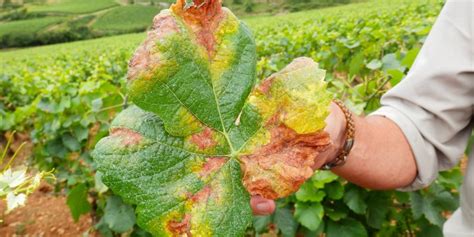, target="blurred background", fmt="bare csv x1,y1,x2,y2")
0,0,355,49
0,0,468,236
